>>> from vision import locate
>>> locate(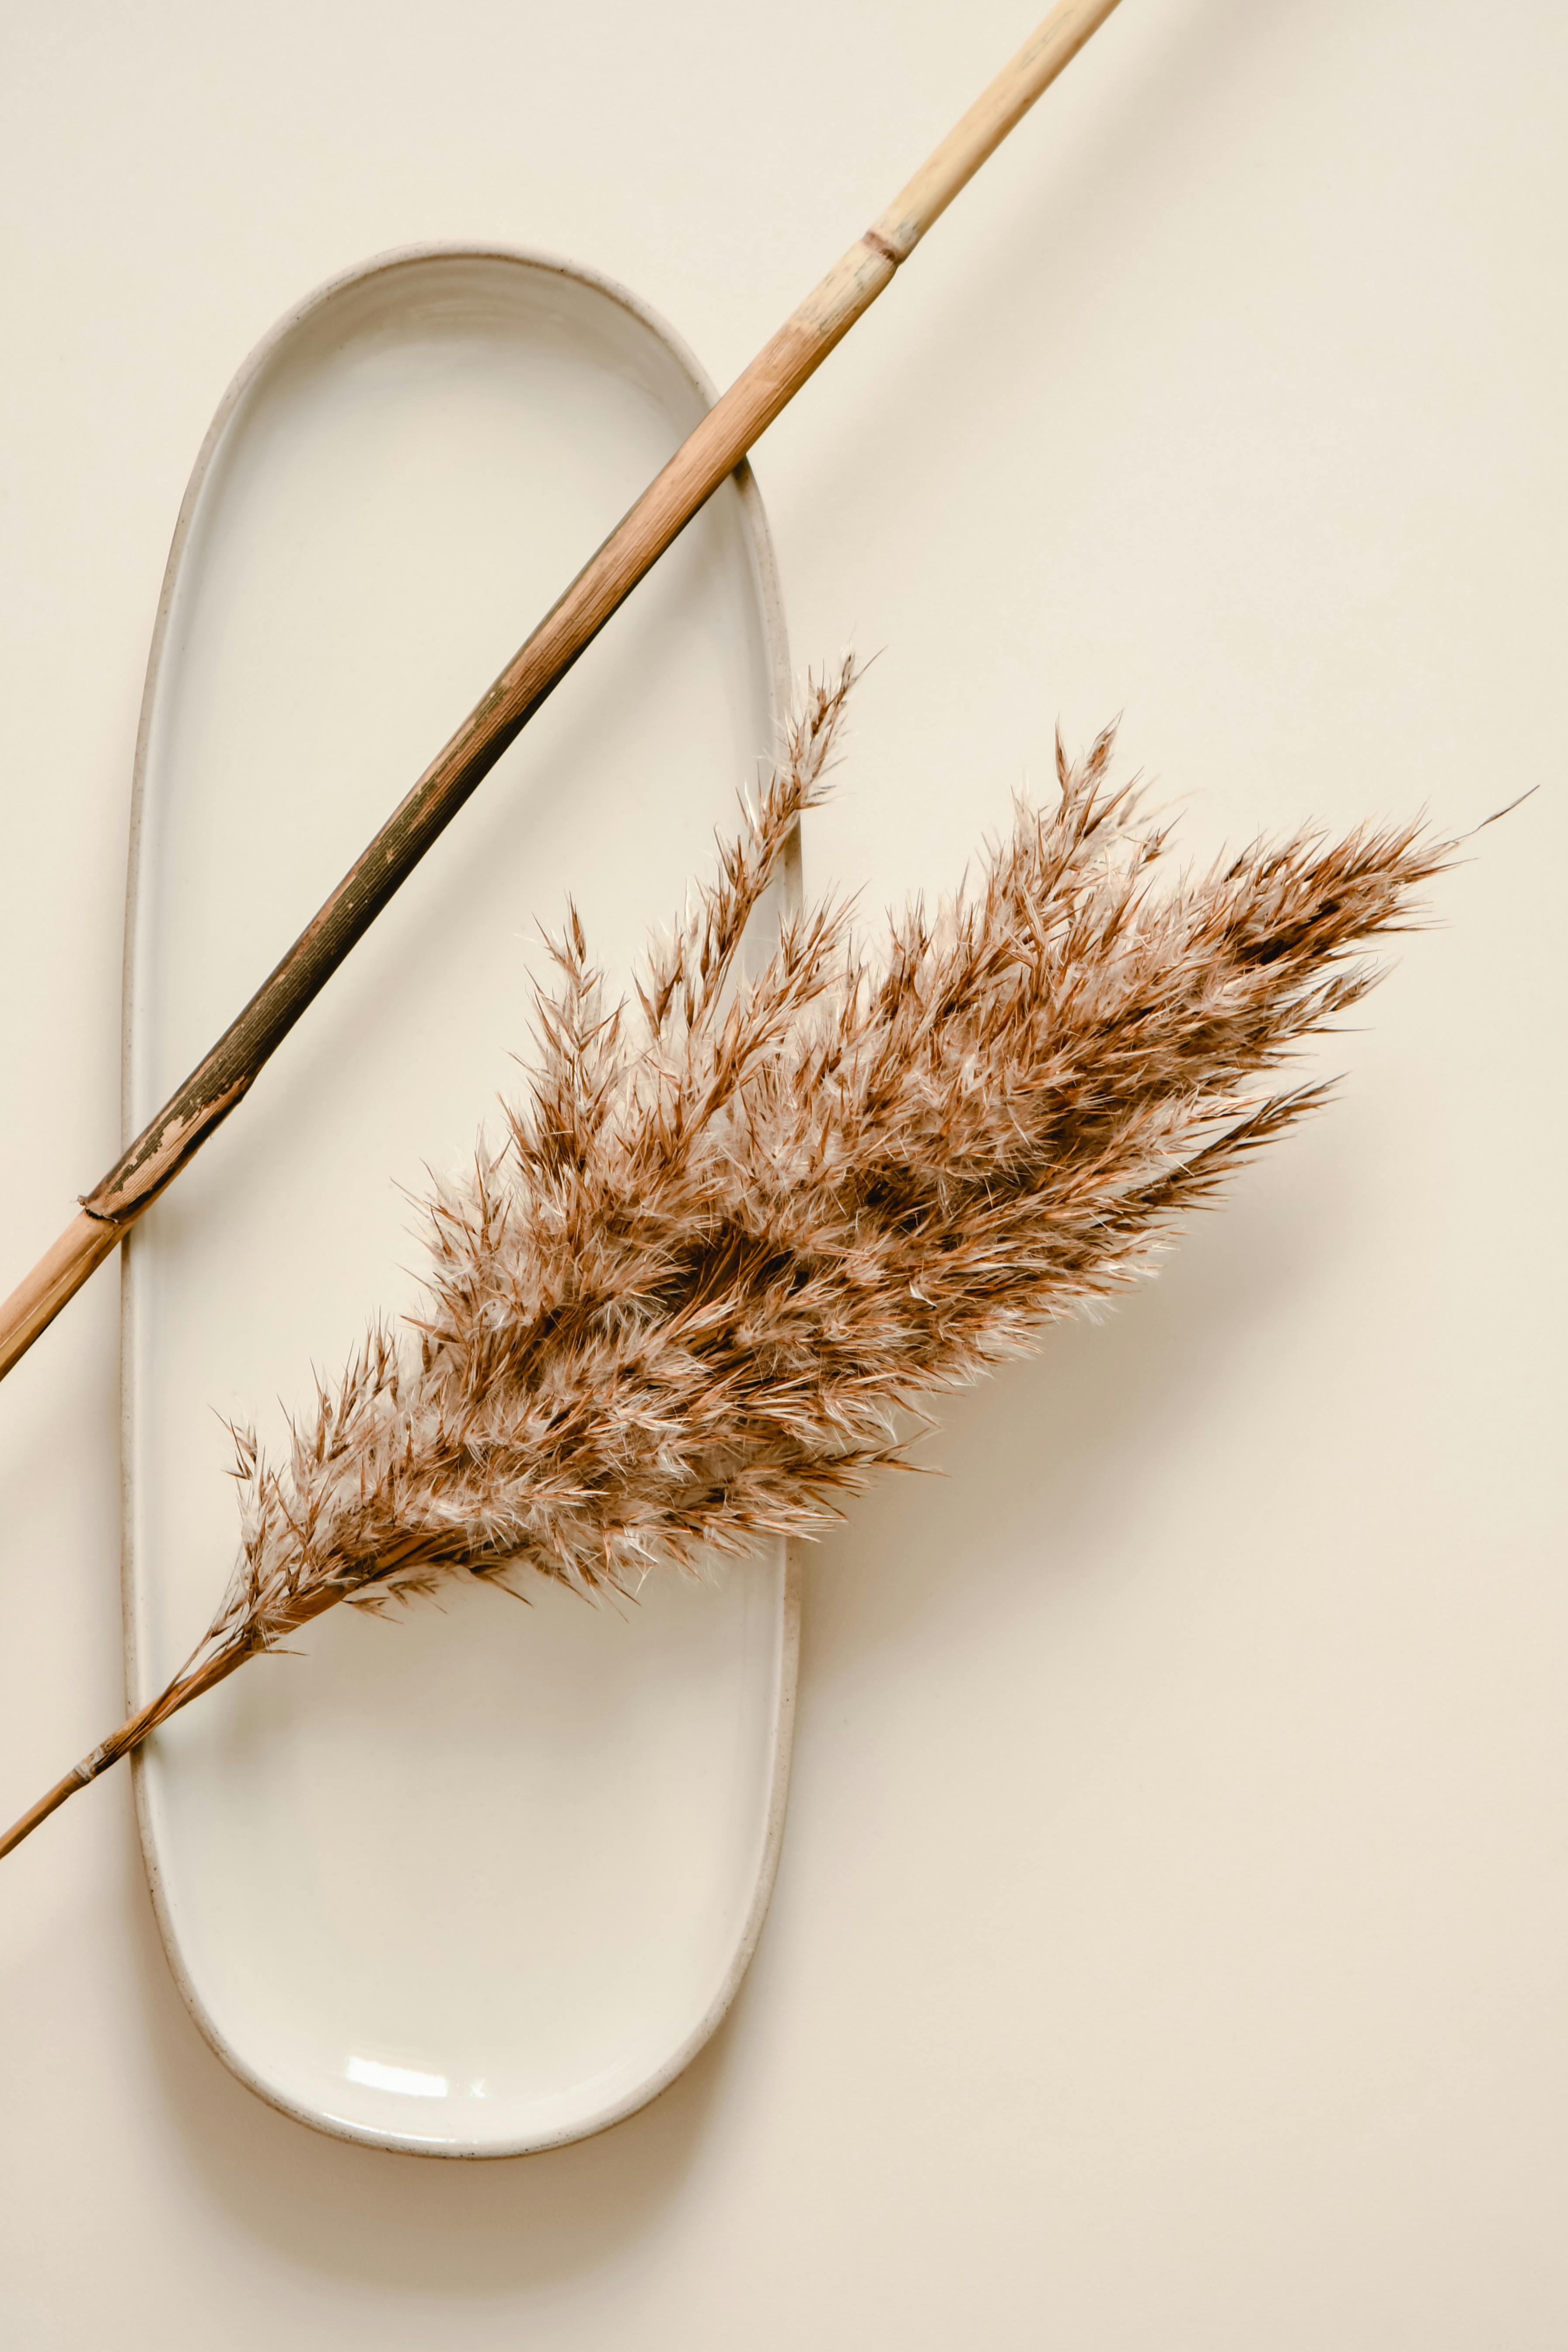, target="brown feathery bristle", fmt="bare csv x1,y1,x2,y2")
190,659,1448,1674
